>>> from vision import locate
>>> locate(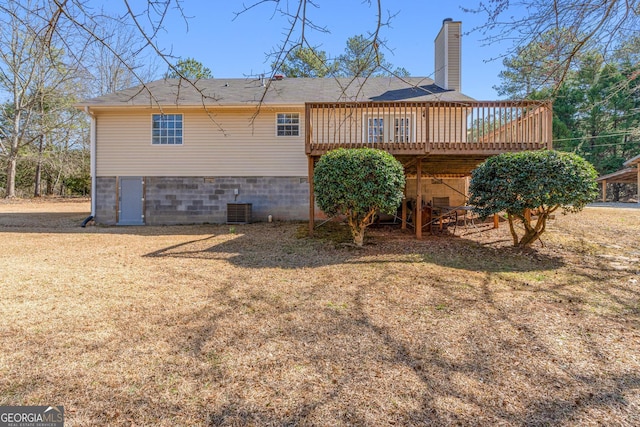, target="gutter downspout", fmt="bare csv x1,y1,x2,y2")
85,106,96,217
